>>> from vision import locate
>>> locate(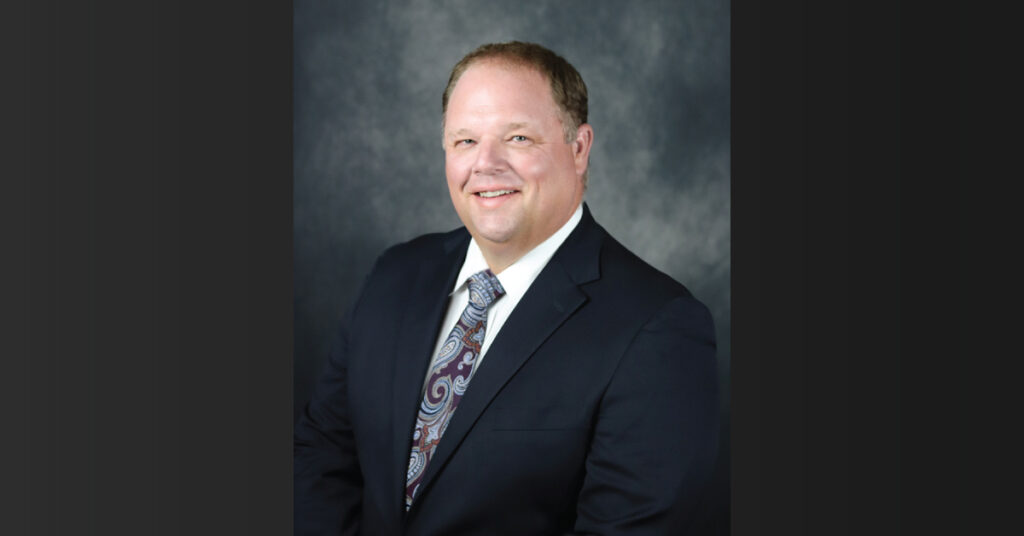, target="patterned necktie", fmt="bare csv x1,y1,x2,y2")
405,269,505,510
